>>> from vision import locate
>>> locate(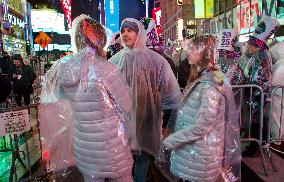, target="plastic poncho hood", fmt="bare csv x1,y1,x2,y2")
120,18,147,52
